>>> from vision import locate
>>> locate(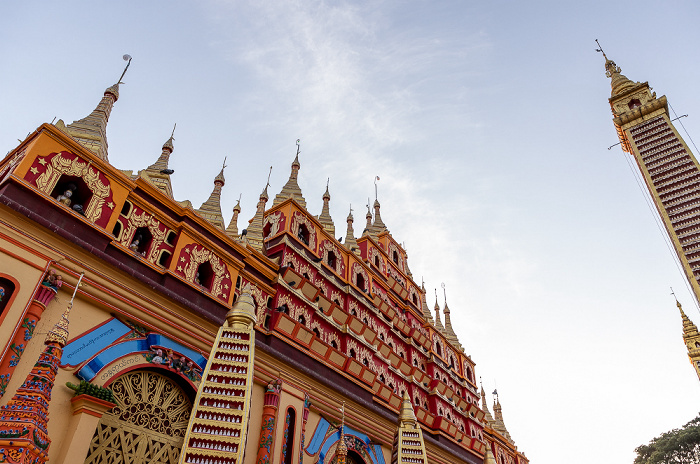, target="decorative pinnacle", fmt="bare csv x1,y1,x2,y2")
46,273,85,346
441,282,447,306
